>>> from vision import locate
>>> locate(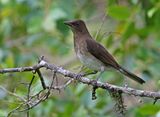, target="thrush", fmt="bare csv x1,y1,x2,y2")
64,19,145,84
